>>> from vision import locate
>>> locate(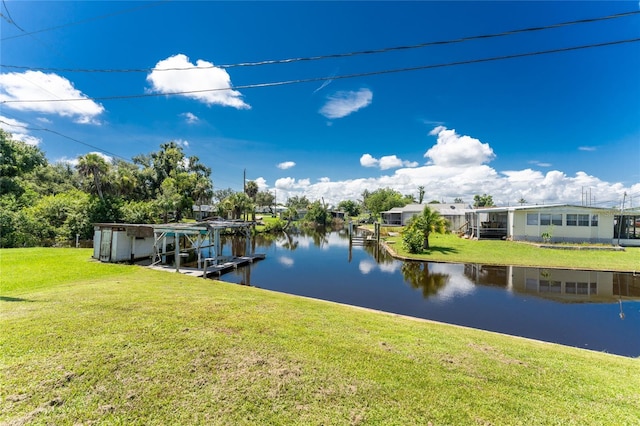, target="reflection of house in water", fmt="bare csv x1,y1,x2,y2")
464,264,640,302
